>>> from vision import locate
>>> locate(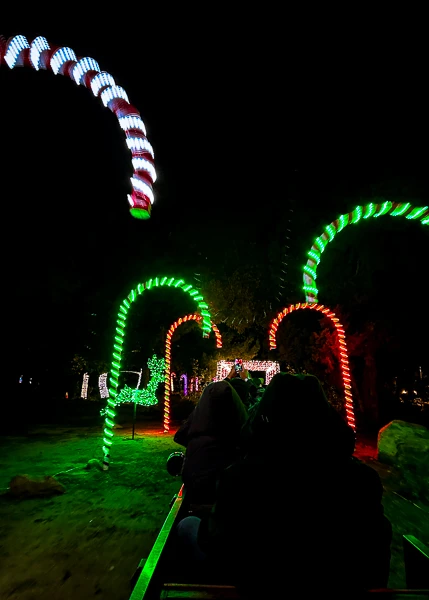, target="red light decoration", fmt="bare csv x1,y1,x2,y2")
268,303,355,431
164,314,222,433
